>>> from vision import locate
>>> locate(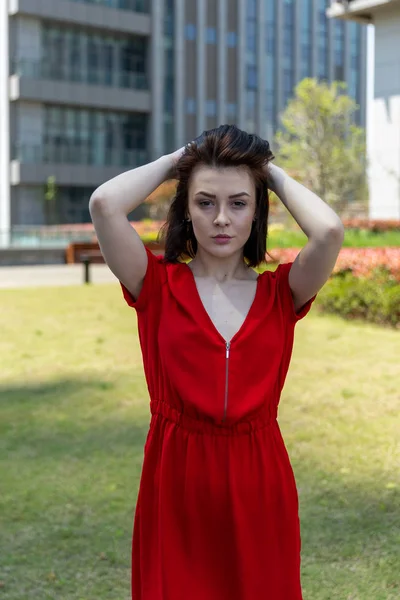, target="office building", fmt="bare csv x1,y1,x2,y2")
0,0,366,237
328,0,400,219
